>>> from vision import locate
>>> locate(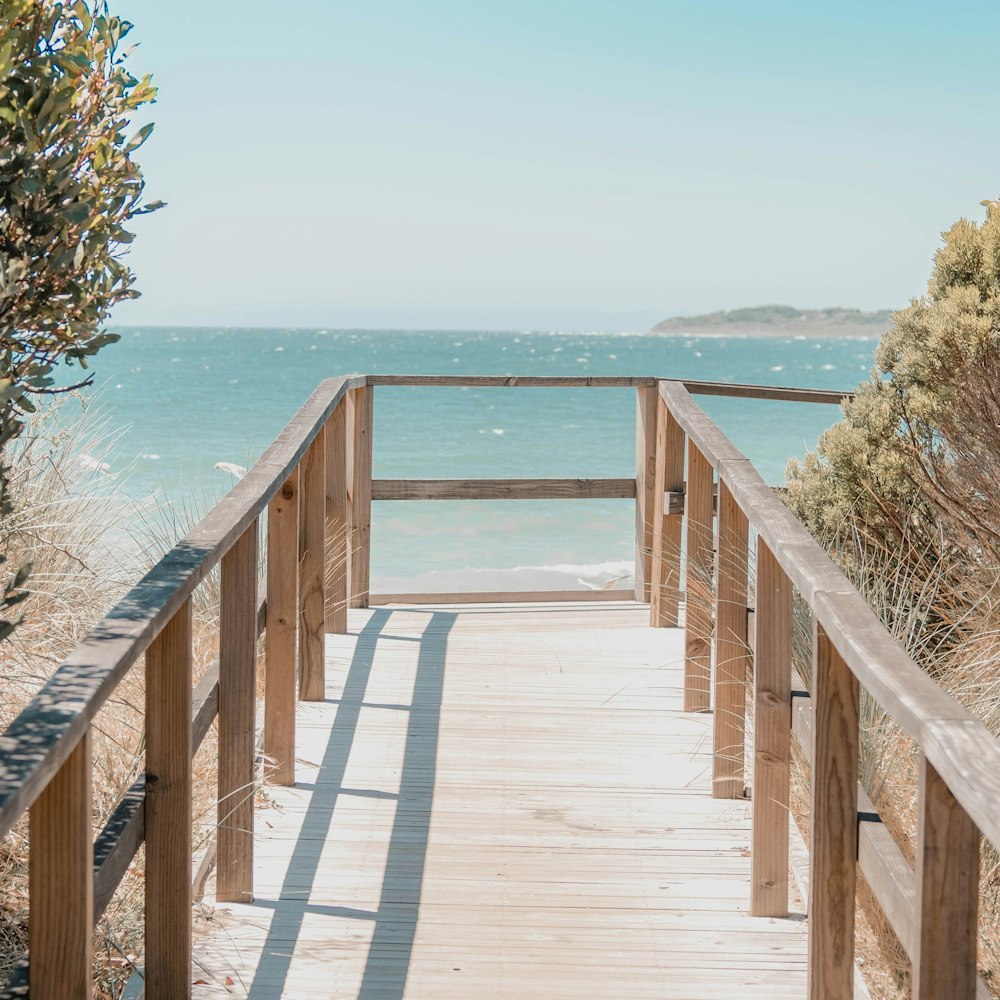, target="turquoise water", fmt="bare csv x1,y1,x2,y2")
93,328,876,588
